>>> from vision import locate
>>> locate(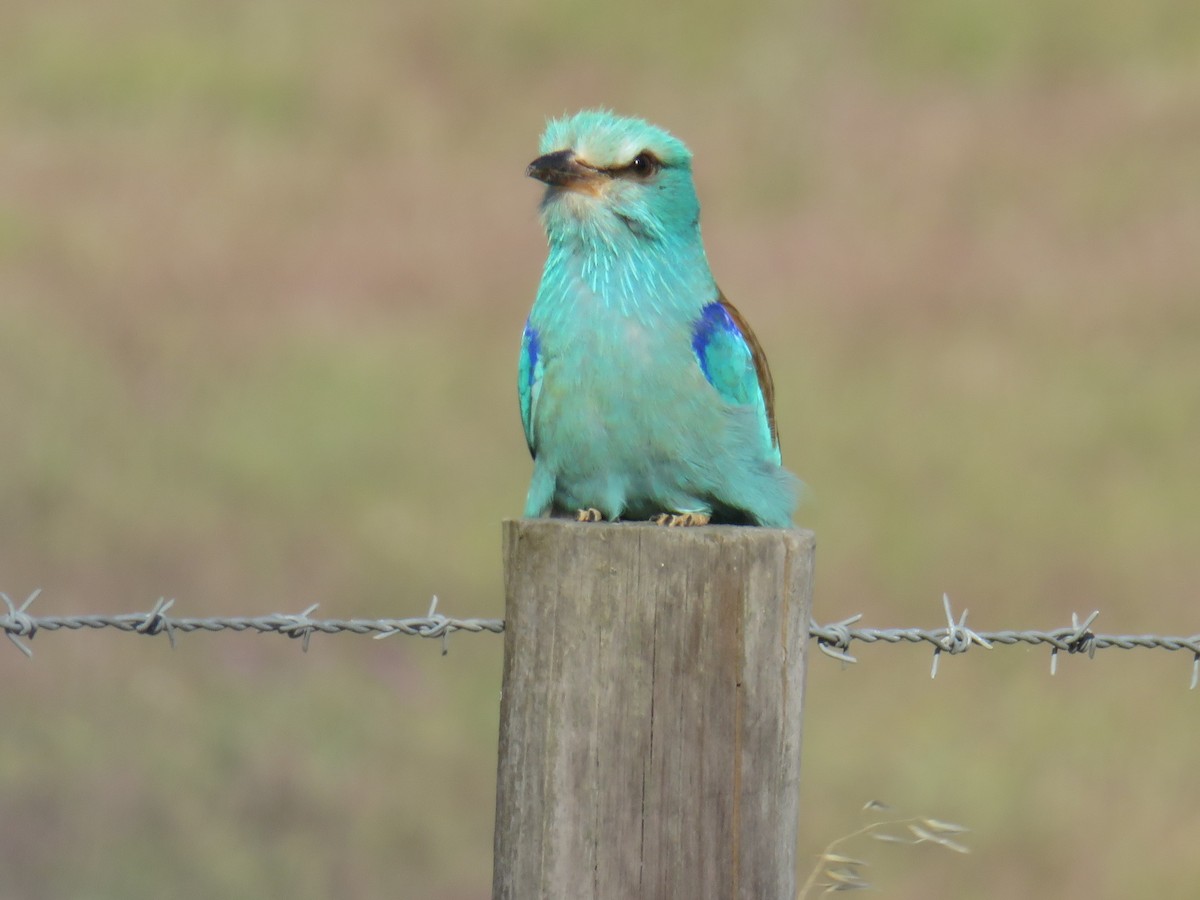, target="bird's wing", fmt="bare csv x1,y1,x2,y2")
518,320,541,457
690,291,781,464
